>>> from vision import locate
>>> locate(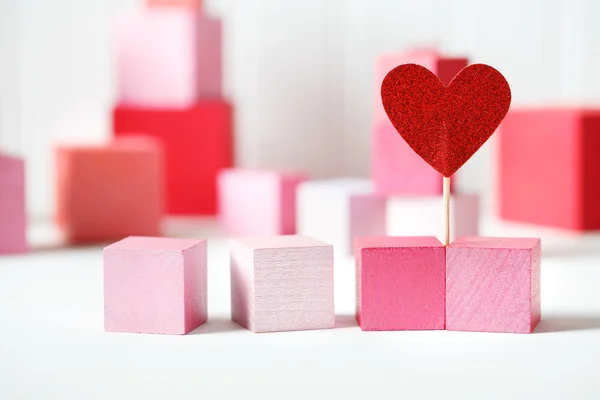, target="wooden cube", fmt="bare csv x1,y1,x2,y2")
56,139,163,244
356,236,445,331
446,237,541,333
500,108,600,230
104,236,207,334
230,236,334,333
146,0,202,9
113,100,233,215
0,153,27,254
218,169,307,236
296,179,386,256
115,10,221,106
386,194,479,242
